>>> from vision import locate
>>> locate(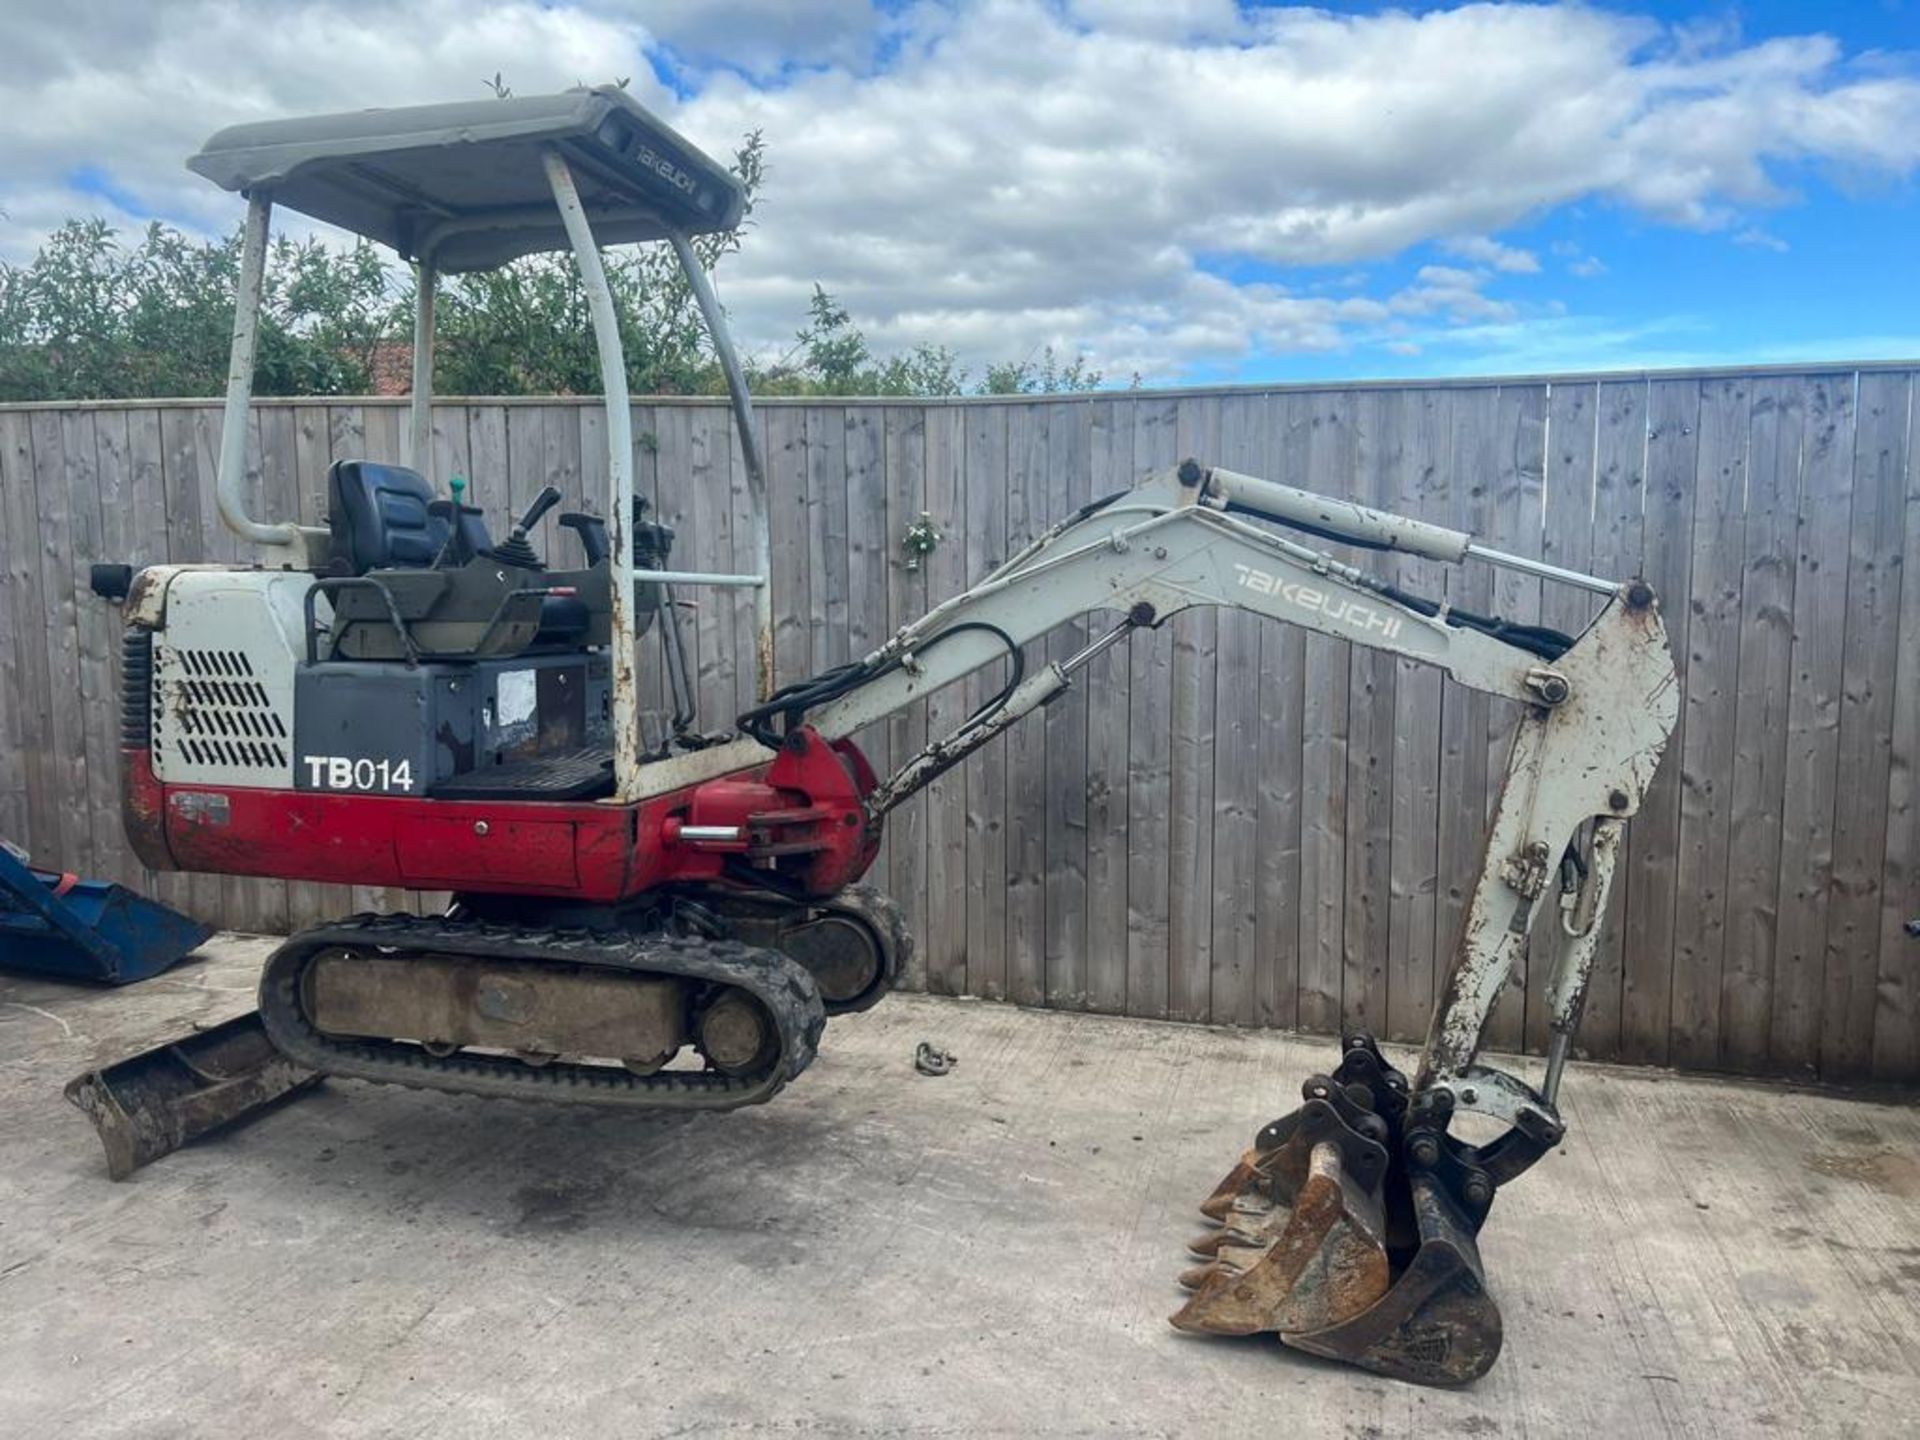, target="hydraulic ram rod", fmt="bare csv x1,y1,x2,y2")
1198,464,1617,596
1200,464,1472,561
864,618,1135,817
